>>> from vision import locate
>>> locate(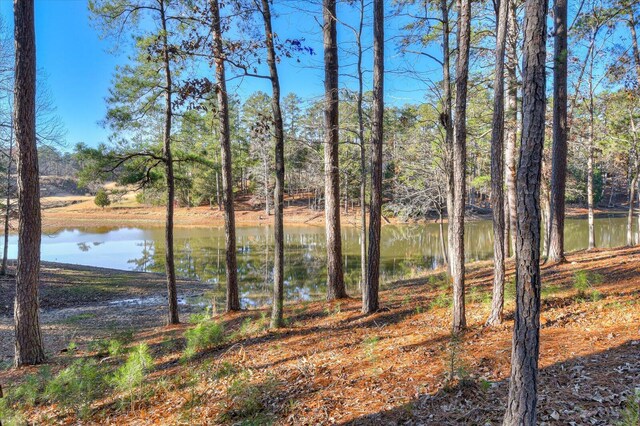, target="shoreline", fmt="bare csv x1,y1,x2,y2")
40,195,631,229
